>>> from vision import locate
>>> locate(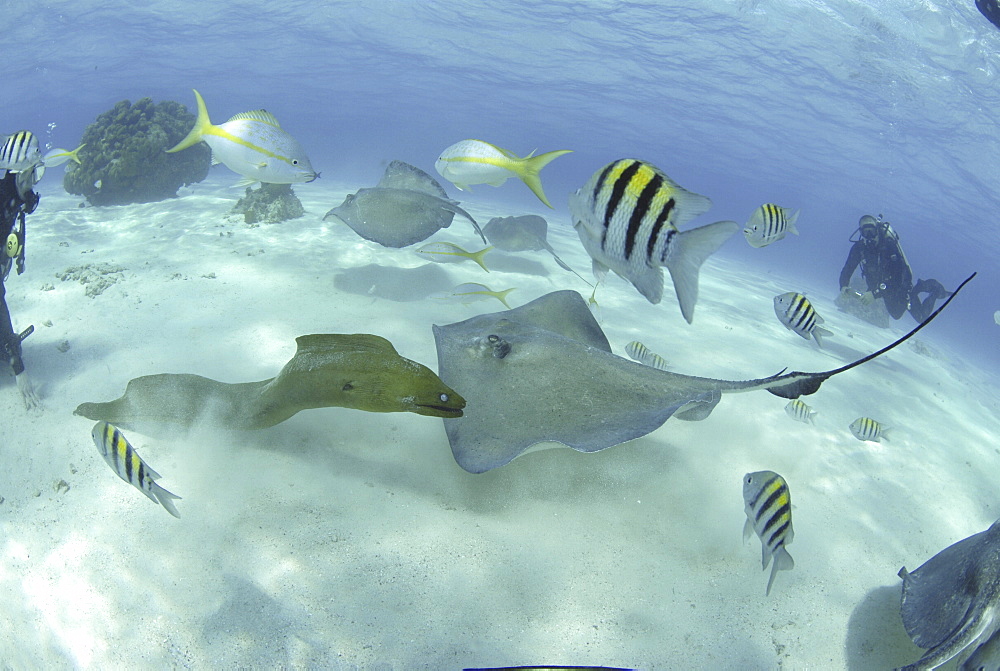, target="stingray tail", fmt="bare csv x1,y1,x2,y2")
662,220,740,323
517,149,573,209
